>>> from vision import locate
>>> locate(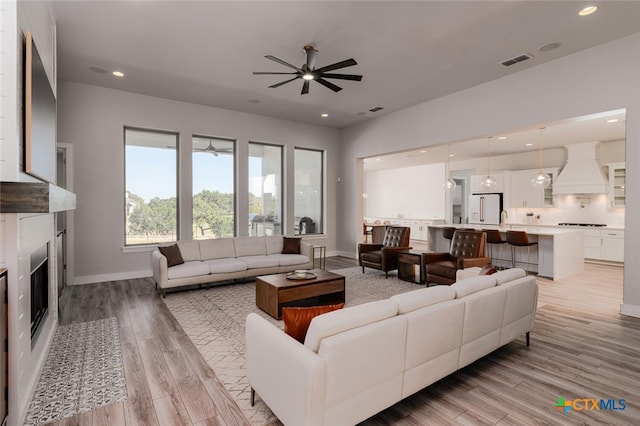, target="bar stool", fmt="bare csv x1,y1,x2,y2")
483,229,508,270
506,230,538,273
442,227,456,250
